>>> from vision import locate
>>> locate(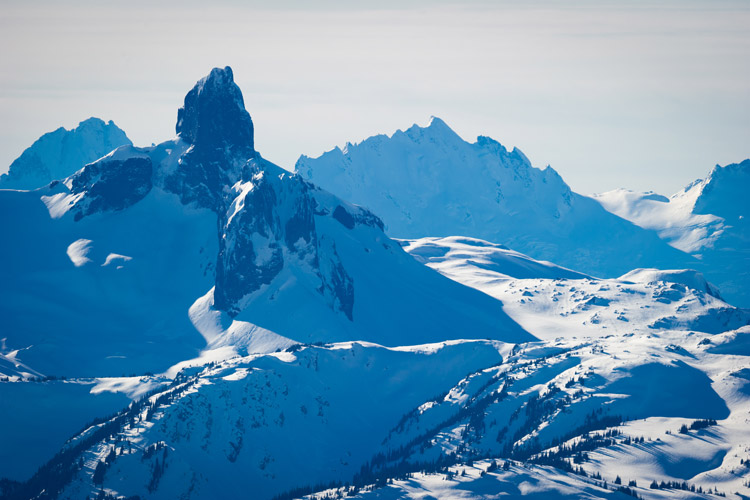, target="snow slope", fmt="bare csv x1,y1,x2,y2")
7,327,748,500
3,238,748,498
402,236,589,281
296,118,696,279
594,160,750,307
401,237,749,340
300,328,749,500
5,237,747,498
0,118,131,190
0,69,533,481
0,380,130,481
7,341,508,499
0,67,529,380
